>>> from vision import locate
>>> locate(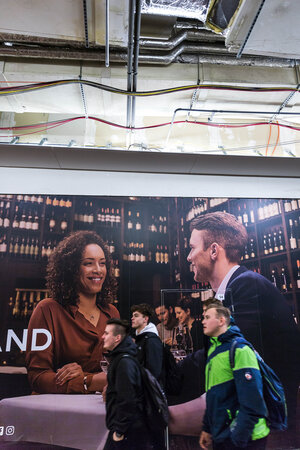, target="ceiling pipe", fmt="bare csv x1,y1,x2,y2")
139,29,224,50
0,44,297,68
131,0,142,129
105,0,110,67
126,0,135,129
